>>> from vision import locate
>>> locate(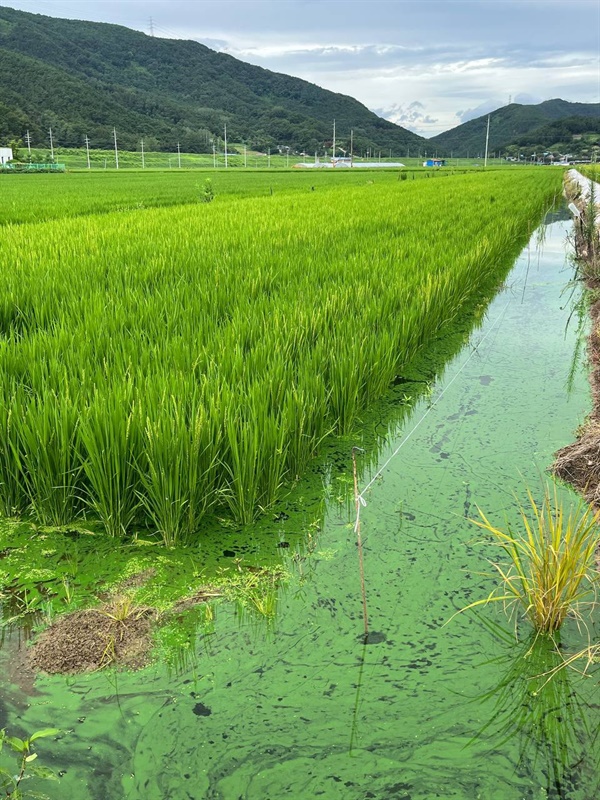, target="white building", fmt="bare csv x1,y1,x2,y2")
0,147,13,165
